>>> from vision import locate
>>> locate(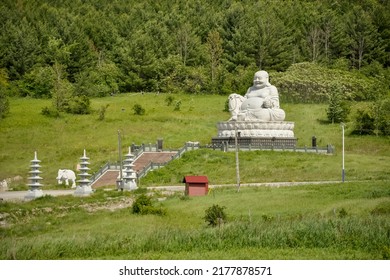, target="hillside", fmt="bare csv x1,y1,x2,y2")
0,93,389,188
